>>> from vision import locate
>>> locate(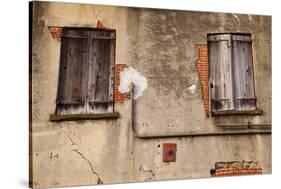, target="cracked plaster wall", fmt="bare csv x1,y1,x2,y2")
31,2,271,188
